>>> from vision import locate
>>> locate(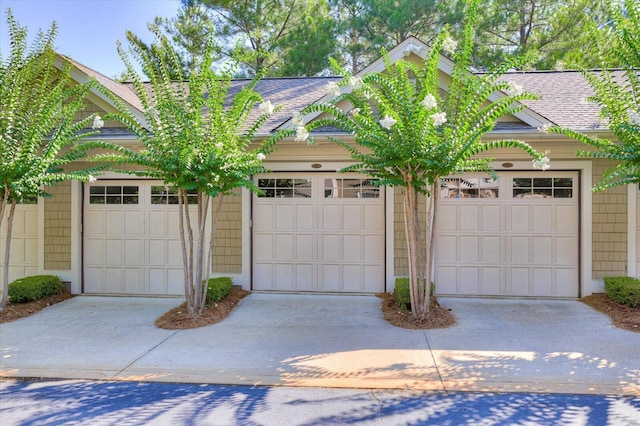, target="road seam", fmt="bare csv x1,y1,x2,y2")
112,331,178,378
423,330,446,392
